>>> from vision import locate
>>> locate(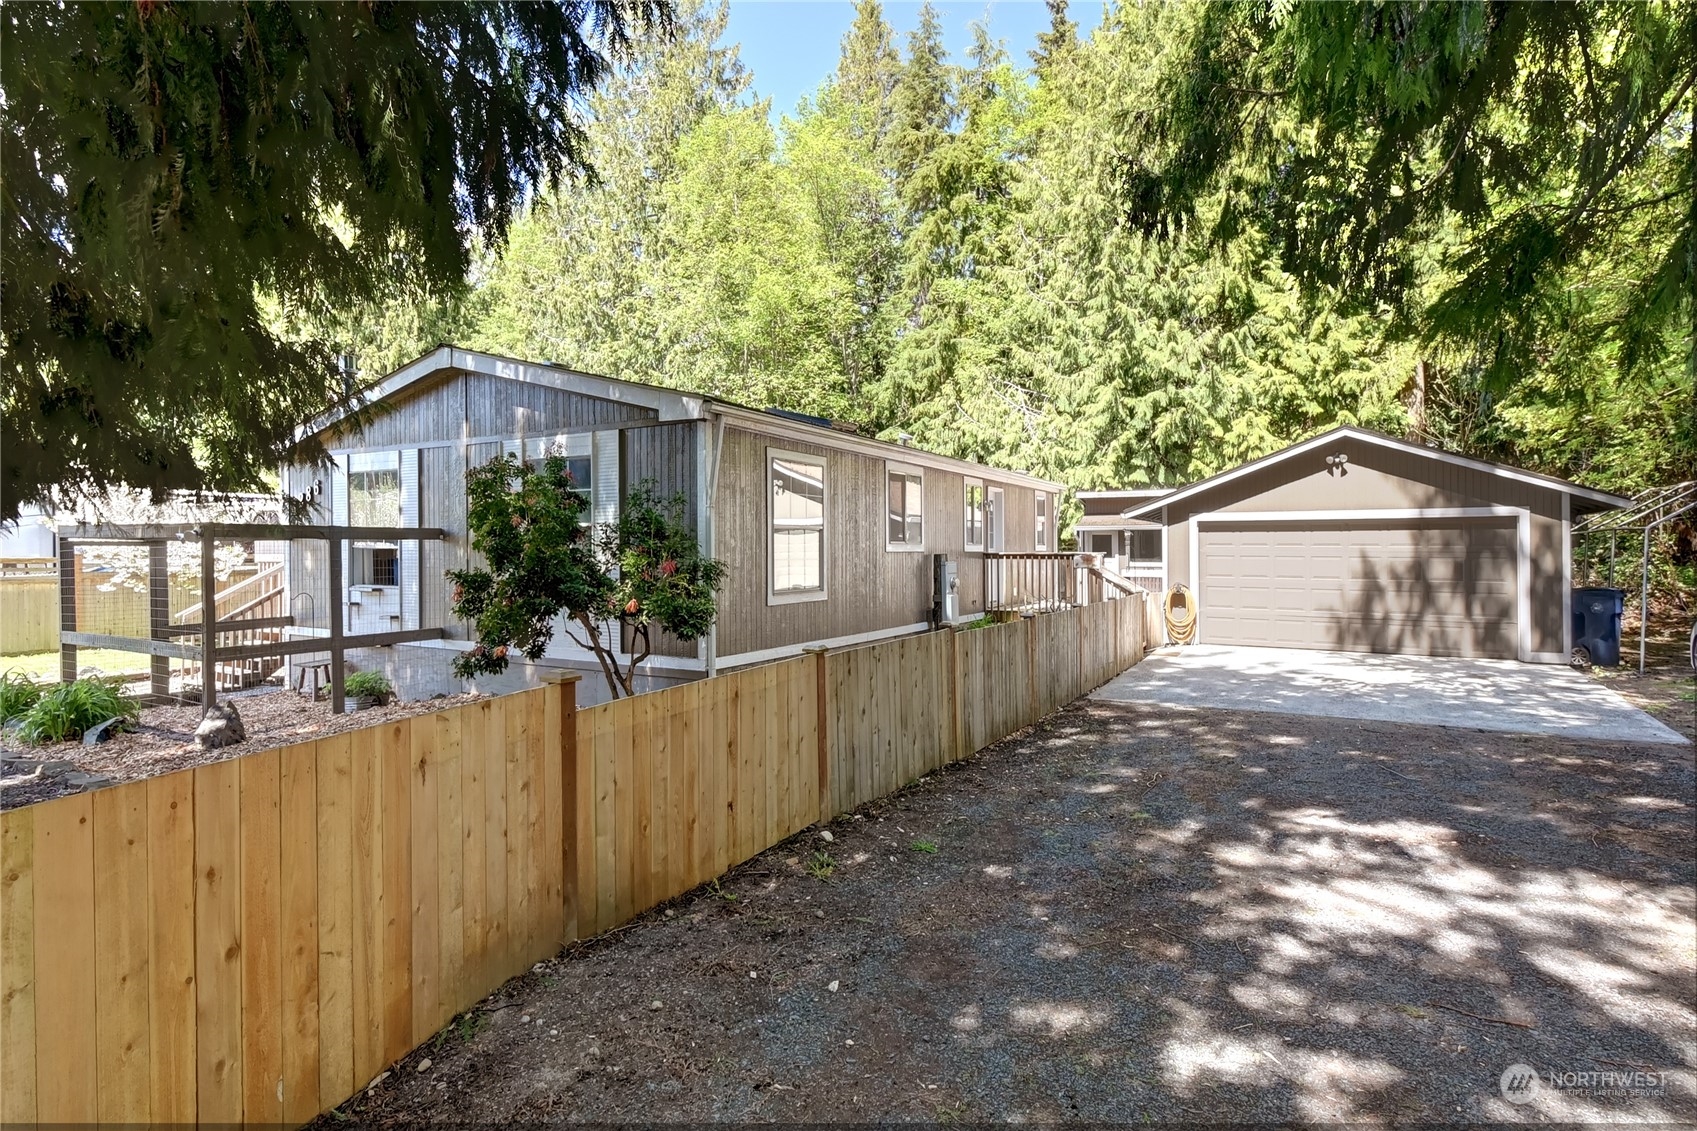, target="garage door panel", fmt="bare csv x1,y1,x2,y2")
1199,521,1518,659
